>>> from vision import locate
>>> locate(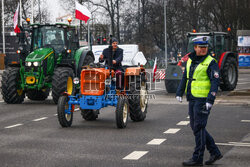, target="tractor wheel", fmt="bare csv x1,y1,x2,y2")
220,57,238,91
128,75,148,122
52,67,74,104
116,97,129,129
1,67,25,104
27,88,50,101
165,79,180,93
57,96,73,127
80,109,98,121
